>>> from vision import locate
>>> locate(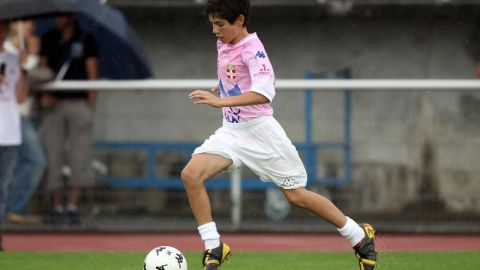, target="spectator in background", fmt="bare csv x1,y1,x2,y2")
0,21,29,251
39,14,98,225
4,20,47,225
